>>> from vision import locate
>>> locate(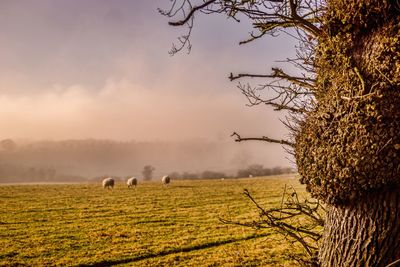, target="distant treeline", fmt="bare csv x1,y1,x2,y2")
0,138,292,183
236,164,294,178
168,164,294,180
0,163,293,183
0,163,85,183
